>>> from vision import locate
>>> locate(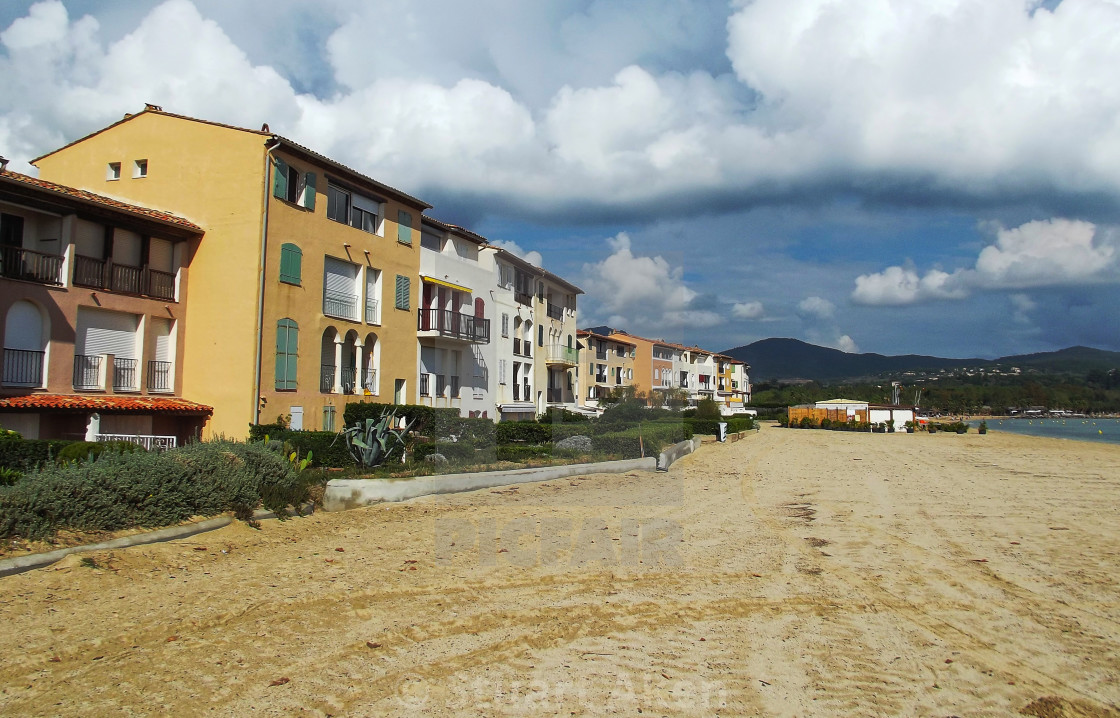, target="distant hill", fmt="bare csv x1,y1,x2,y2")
721,338,1120,382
